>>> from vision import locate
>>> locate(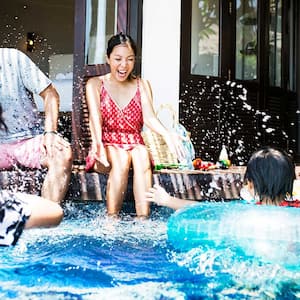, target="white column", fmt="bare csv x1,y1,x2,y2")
142,0,181,126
